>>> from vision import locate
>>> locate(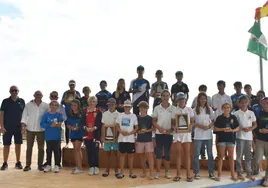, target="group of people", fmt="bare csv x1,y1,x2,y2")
1,65,268,187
